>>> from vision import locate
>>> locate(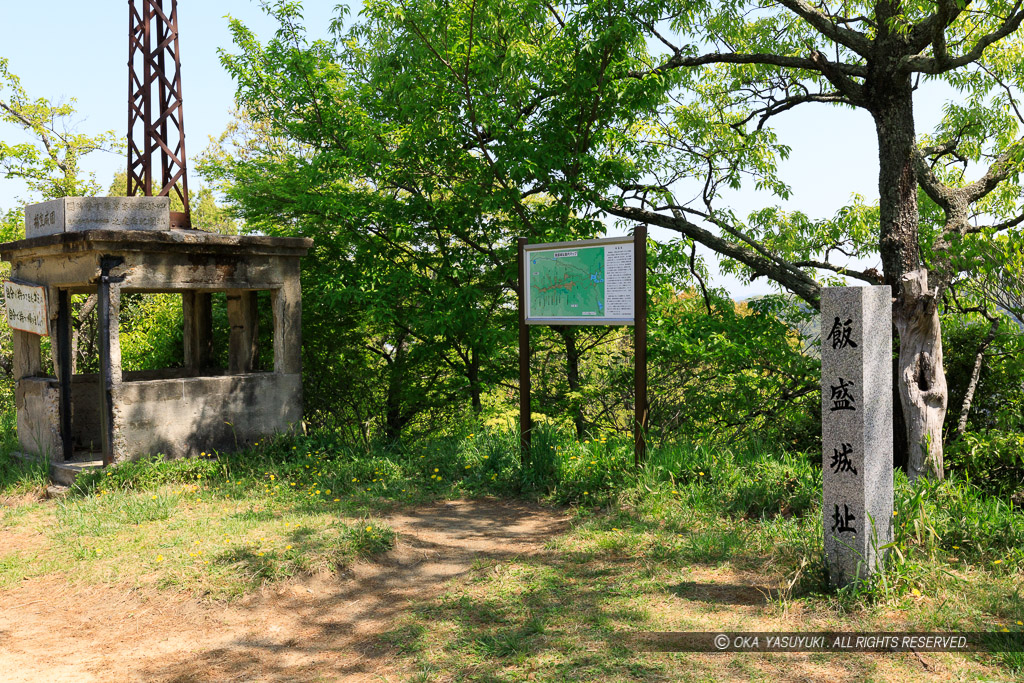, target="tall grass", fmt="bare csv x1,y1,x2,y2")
6,417,1023,587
